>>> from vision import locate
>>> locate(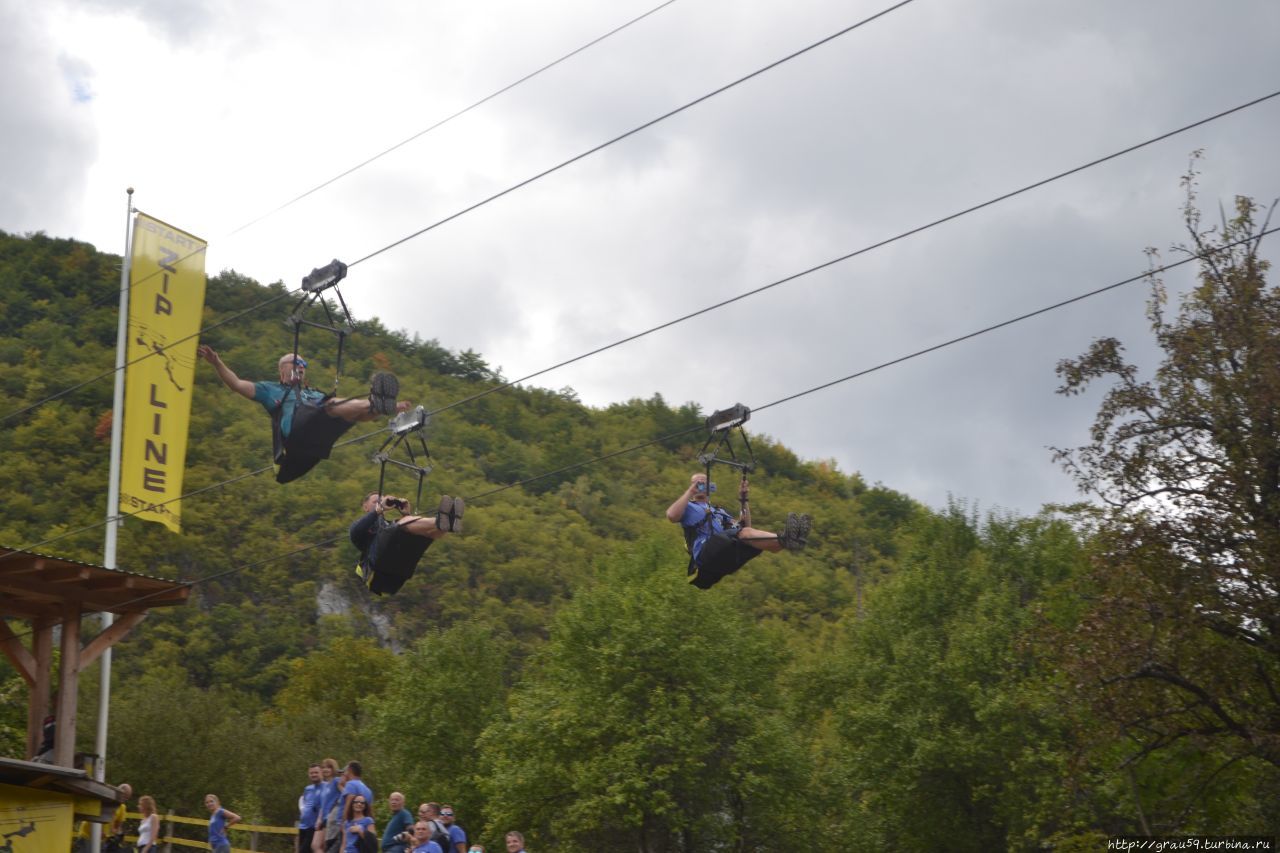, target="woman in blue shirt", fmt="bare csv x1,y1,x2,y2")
204,794,241,853
343,794,376,853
